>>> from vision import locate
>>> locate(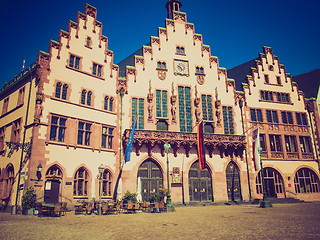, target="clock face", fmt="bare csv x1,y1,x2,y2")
174,60,189,75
